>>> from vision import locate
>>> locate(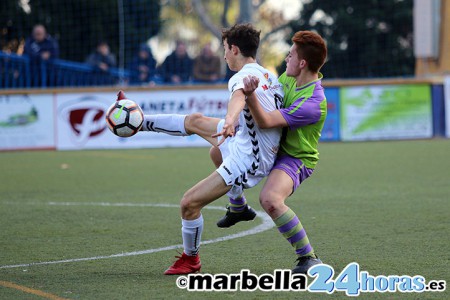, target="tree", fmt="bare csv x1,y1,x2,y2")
191,0,256,40
281,0,414,78
191,0,289,42
0,0,29,52
160,0,292,70
0,0,161,66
